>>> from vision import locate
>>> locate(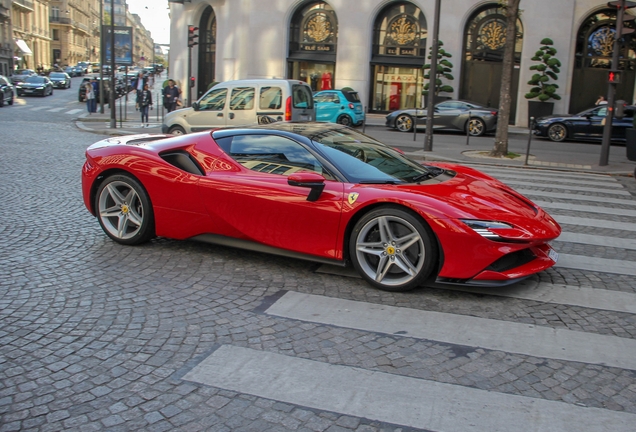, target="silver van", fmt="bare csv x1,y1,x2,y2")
161,79,315,135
